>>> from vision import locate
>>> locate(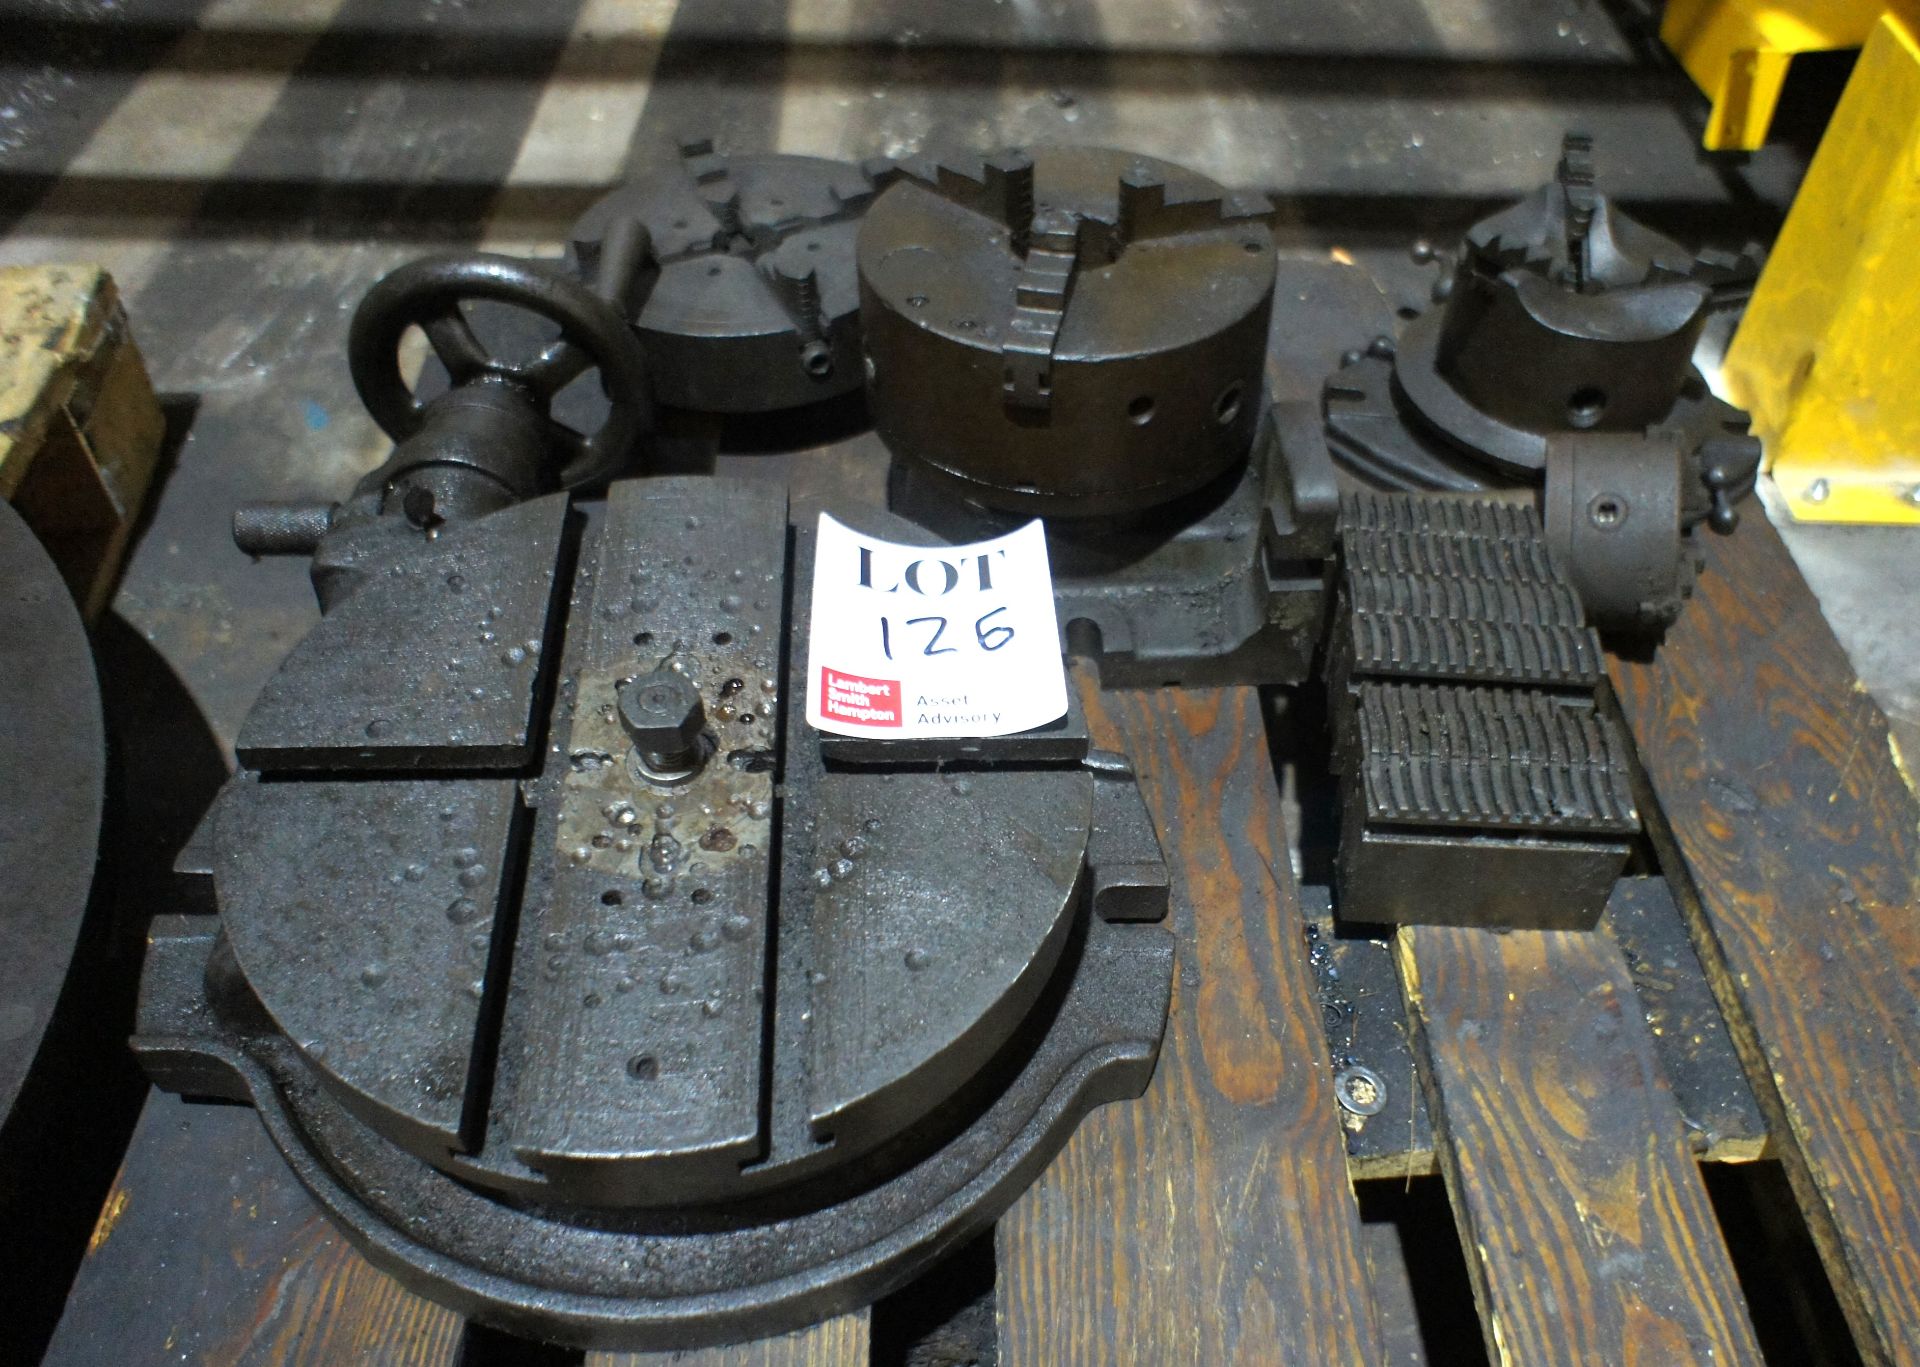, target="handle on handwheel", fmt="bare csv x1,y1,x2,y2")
347,251,653,489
